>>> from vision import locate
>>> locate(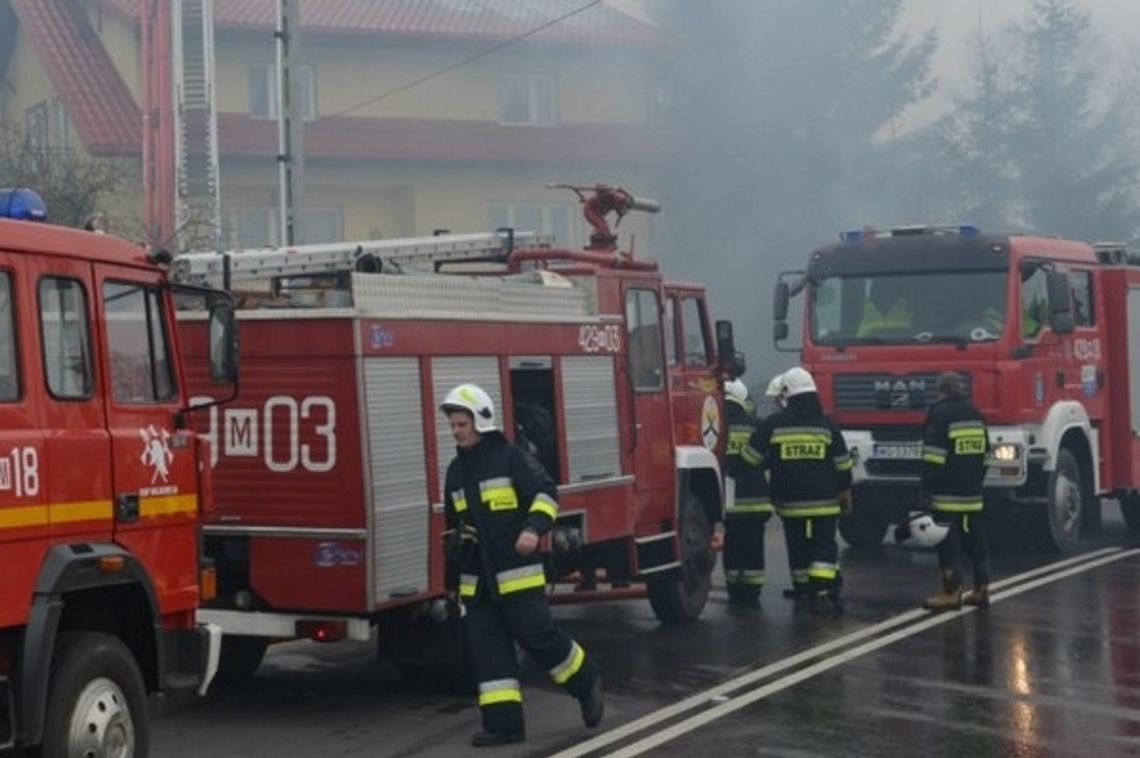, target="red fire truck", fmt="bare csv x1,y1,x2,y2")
174,186,734,682
0,189,237,755
774,224,1140,554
